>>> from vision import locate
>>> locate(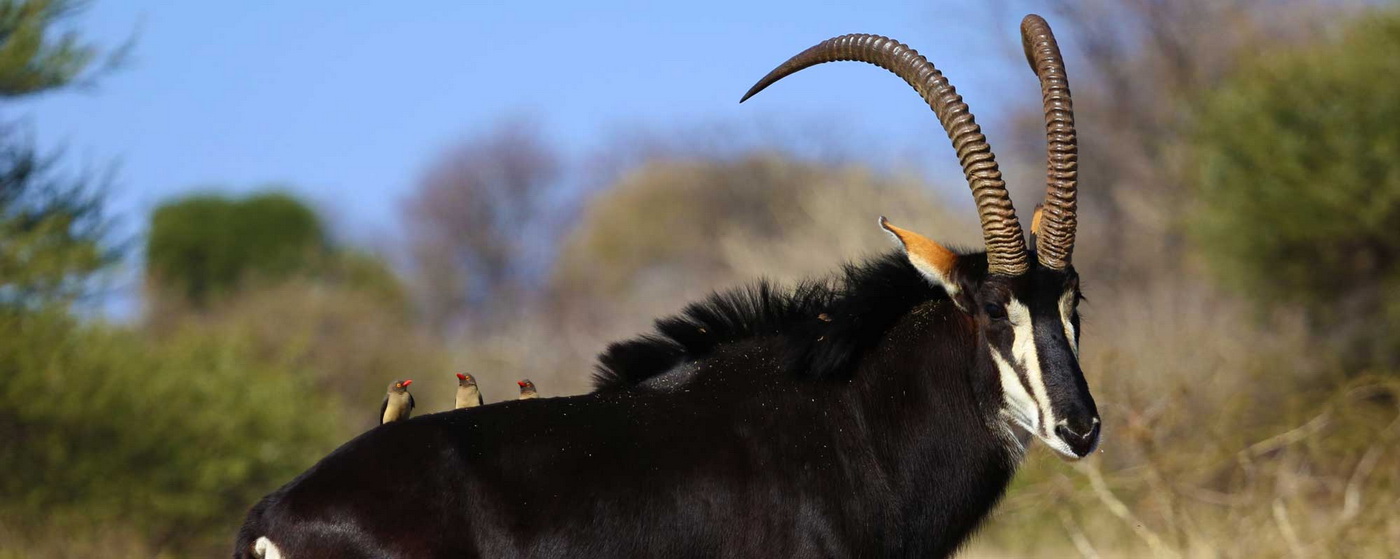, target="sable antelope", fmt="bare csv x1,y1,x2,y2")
456,373,483,409
379,379,414,424
516,379,538,400
235,15,1098,558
